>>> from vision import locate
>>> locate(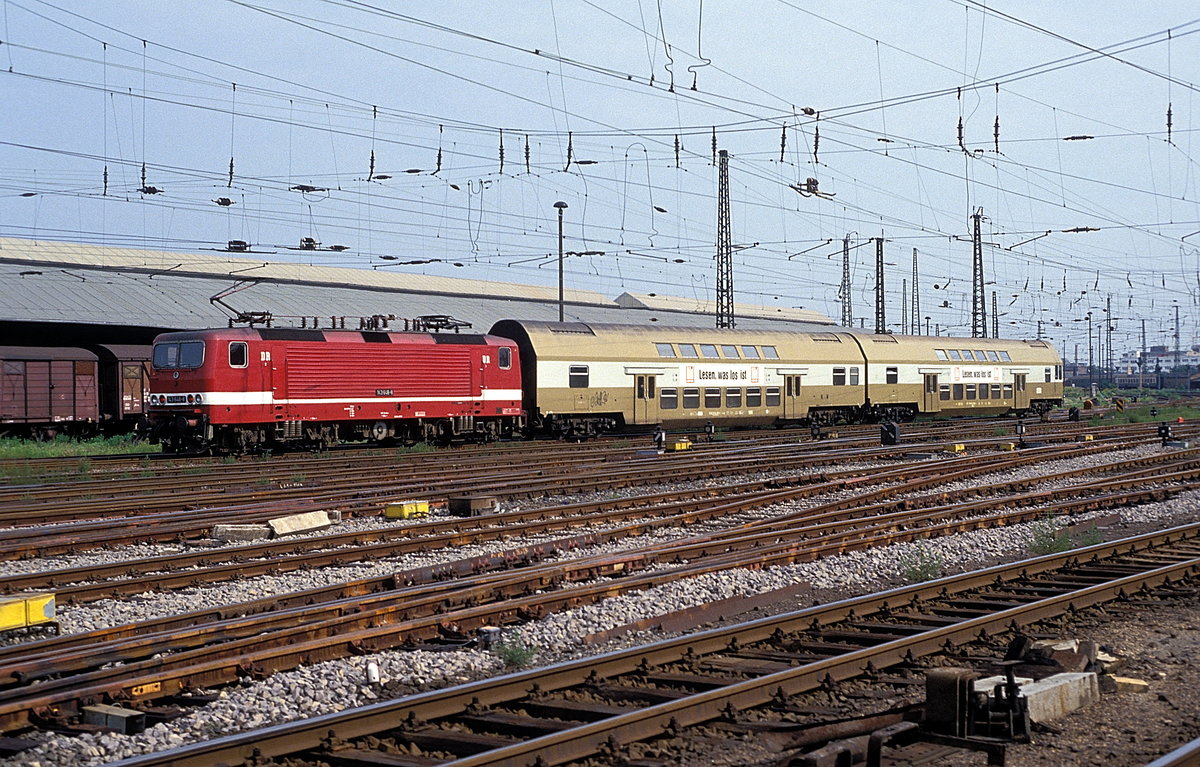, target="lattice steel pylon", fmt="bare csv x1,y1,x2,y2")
971,207,987,338
874,237,885,334
911,248,920,335
715,149,734,328
840,236,852,328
